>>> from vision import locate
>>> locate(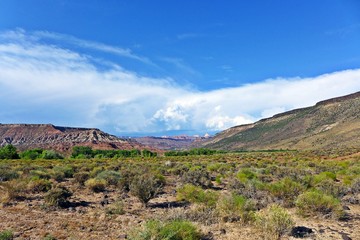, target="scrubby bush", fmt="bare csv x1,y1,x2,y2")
0,180,26,203
105,200,125,215
268,177,305,207
177,184,218,208
96,170,122,186
130,173,165,206
0,168,19,182
73,171,90,186
85,178,107,192
53,165,74,178
27,178,52,193
44,186,72,208
42,234,57,240
228,178,271,209
129,220,202,240
216,193,255,223
350,178,360,194
313,171,337,185
236,168,257,183
41,150,63,159
181,168,213,188
30,169,51,180
315,179,347,198
255,204,294,240
0,229,13,240
295,190,344,219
